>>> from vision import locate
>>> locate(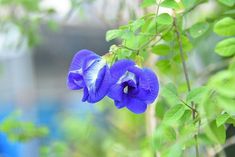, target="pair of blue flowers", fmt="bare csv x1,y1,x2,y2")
67,49,159,114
